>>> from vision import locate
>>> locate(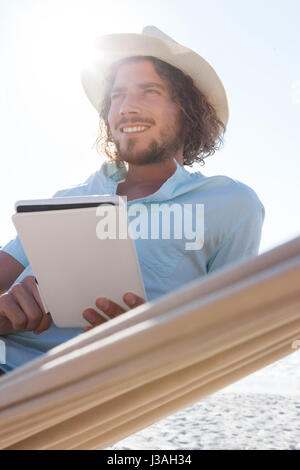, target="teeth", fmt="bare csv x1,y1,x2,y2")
122,126,149,133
